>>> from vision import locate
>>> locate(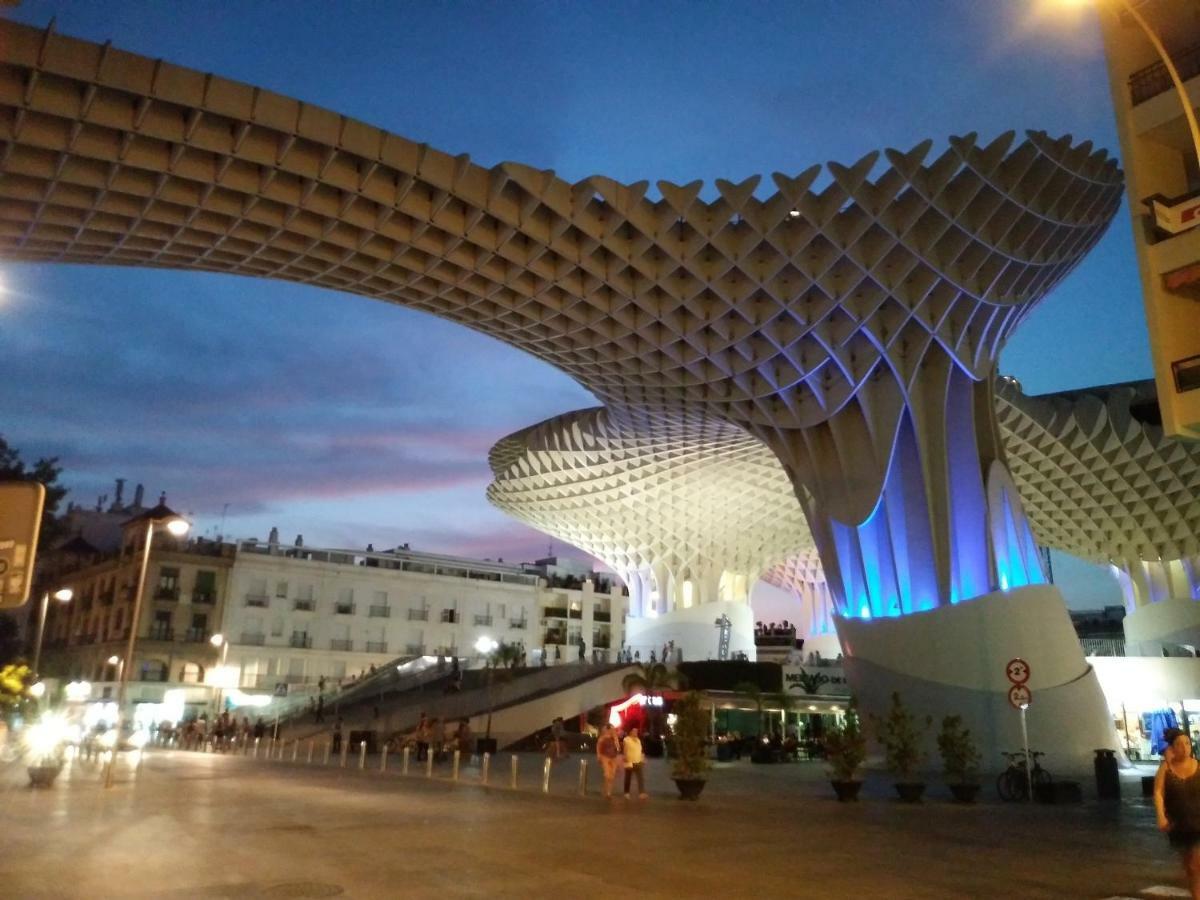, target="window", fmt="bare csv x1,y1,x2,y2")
335,588,355,615
192,612,208,630
156,567,180,600
194,570,217,603
275,580,289,598
271,617,284,637
298,584,314,601
180,662,202,684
